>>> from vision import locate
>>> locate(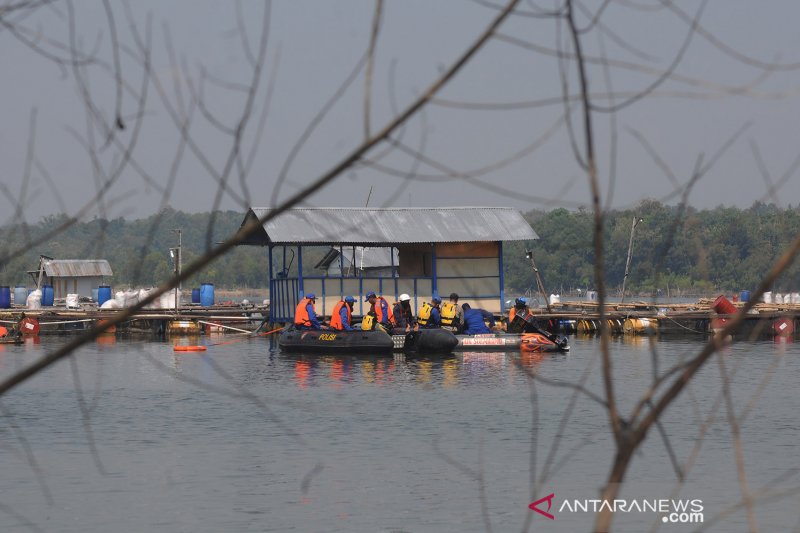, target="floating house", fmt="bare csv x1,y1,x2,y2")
238,207,538,323
27,259,113,299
